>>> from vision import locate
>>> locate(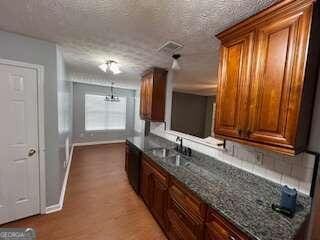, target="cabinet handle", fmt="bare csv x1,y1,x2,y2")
229,236,236,240
237,128,242,136
244,128,252,138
